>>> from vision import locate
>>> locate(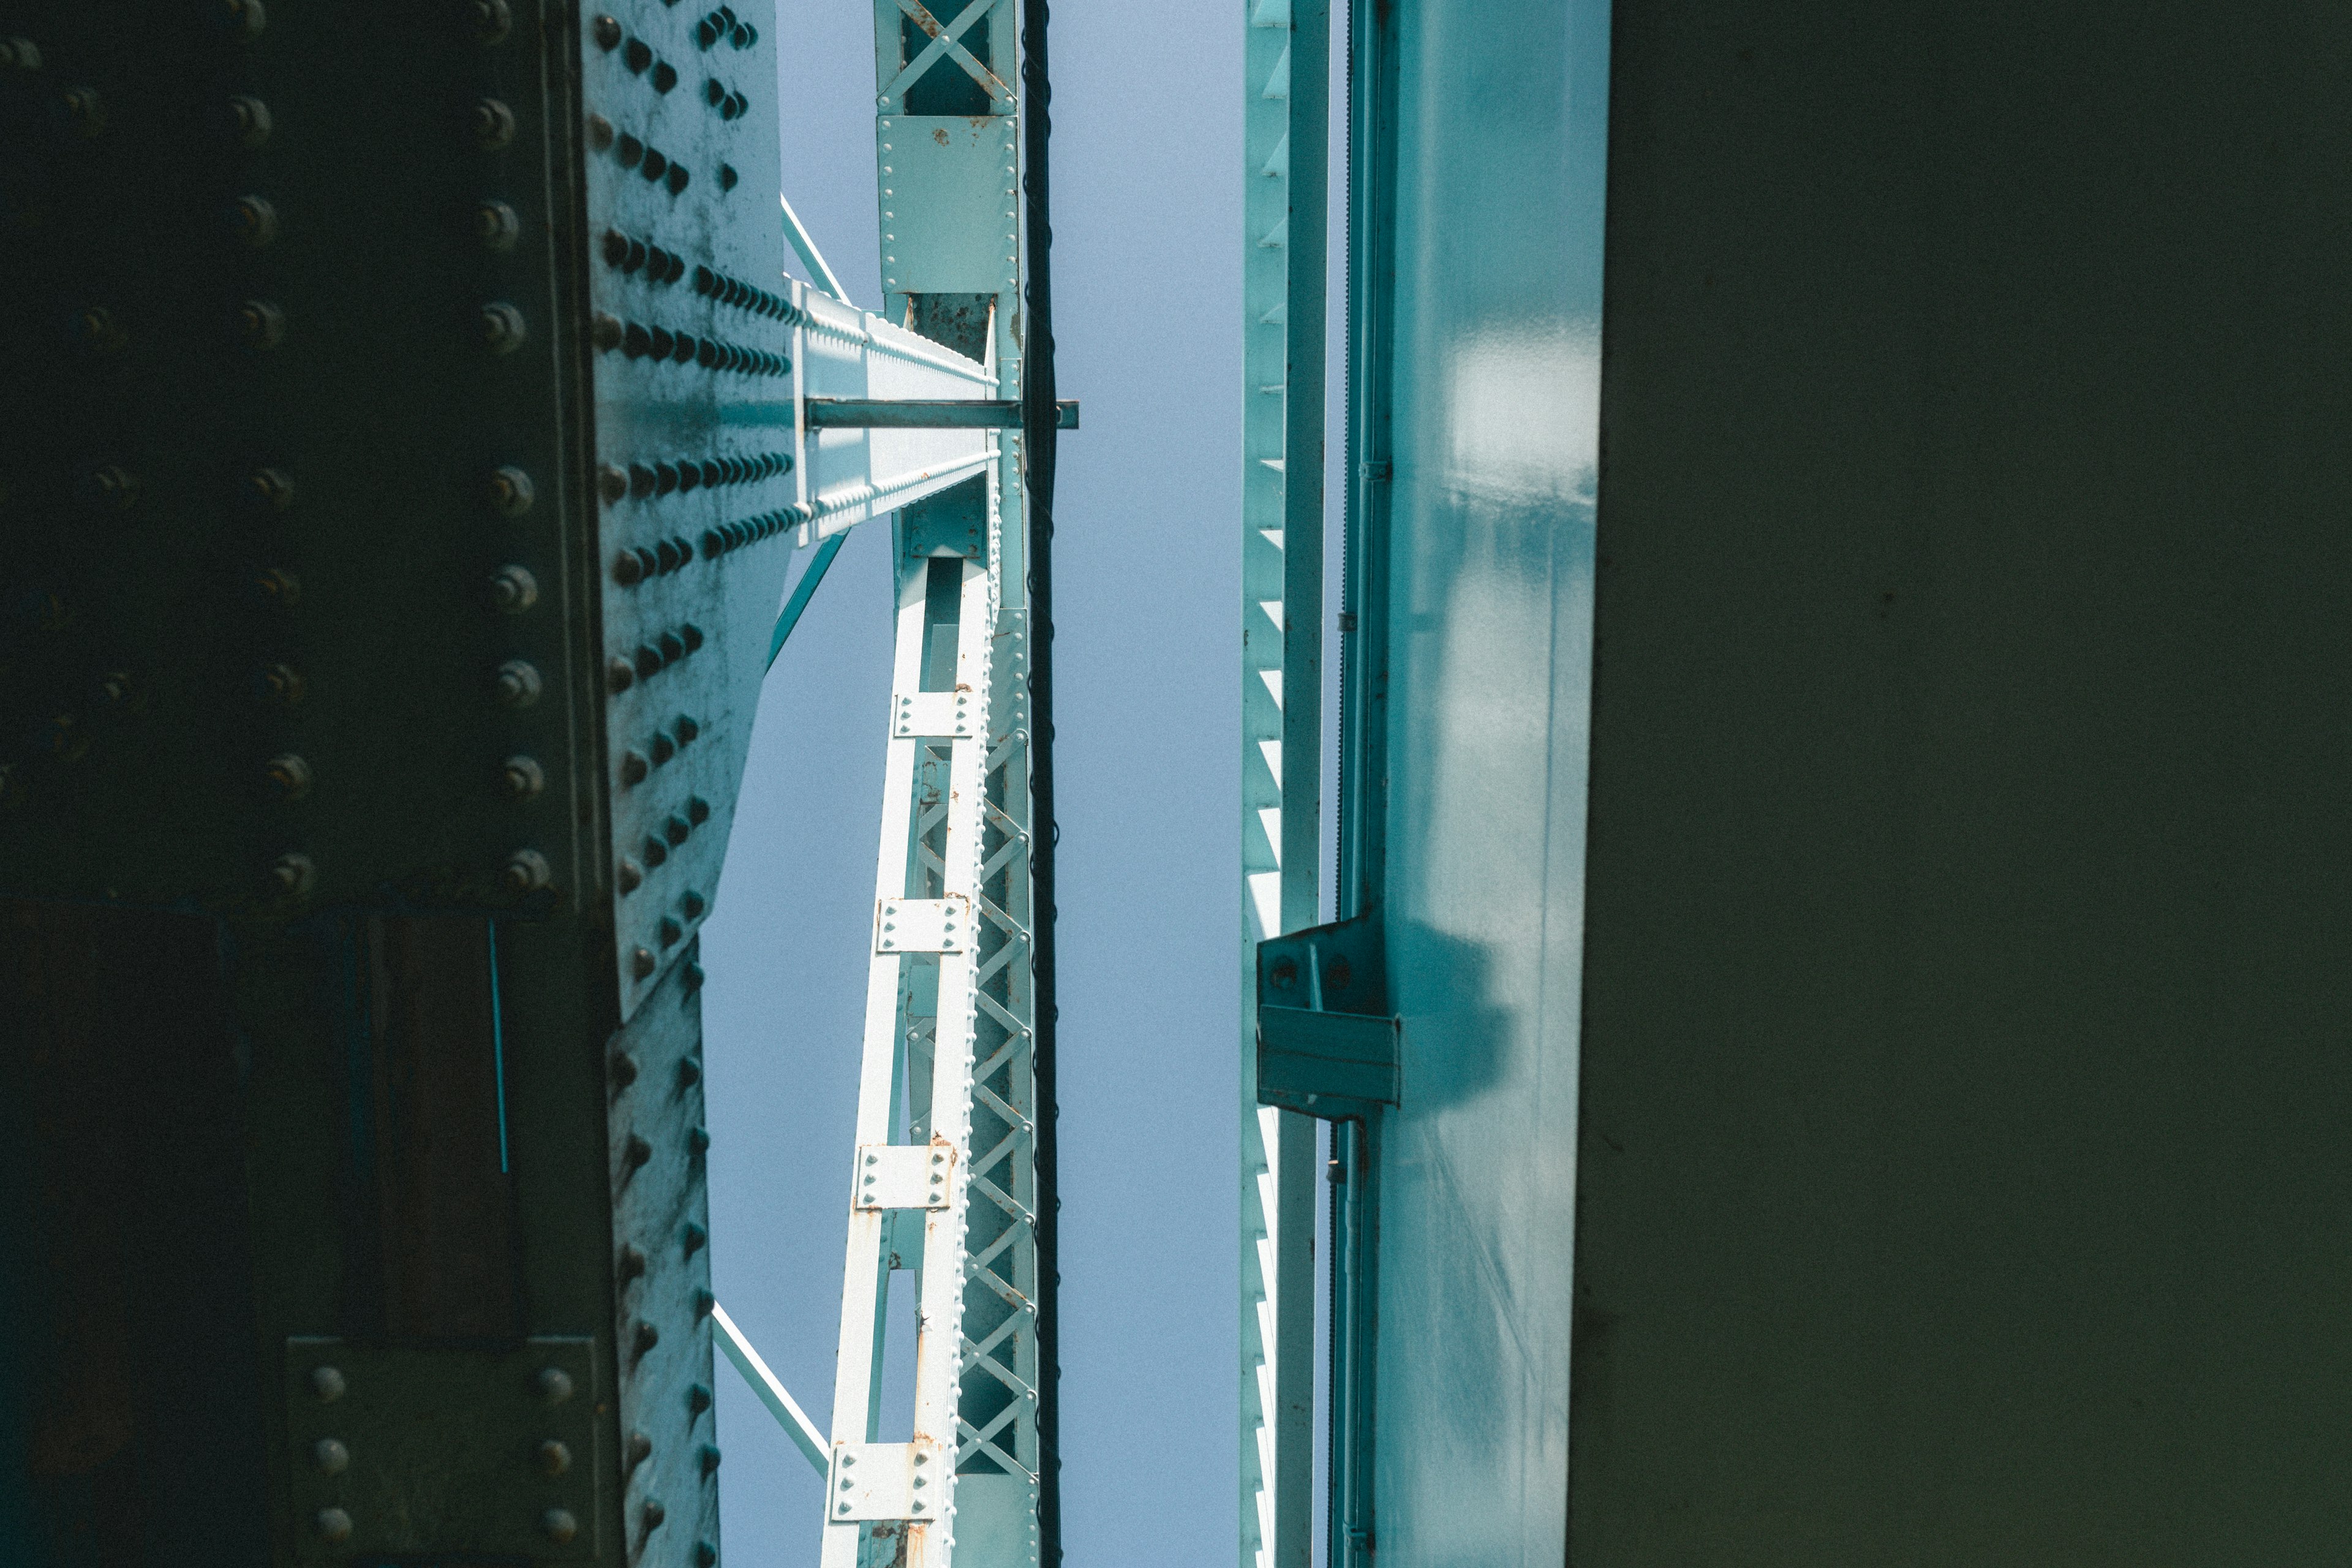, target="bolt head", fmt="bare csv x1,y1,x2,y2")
480,301,527,353
500,755,545,799
495,658,543,708
503,848,551,892
476,199,520,251
489,564,538,613
488,465,535,516
473,96,516,149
